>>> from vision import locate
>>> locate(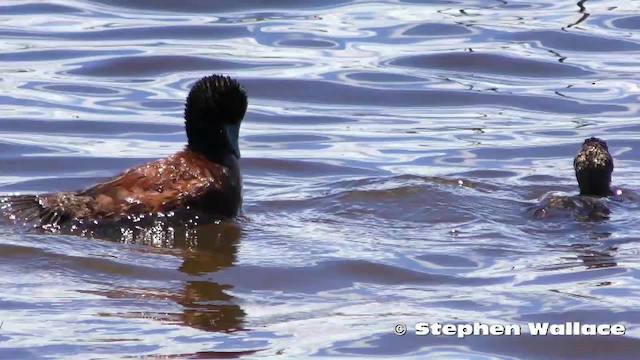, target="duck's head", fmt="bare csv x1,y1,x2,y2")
184,75,247,158
573,137,613,197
